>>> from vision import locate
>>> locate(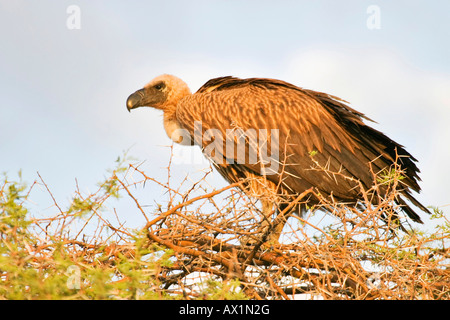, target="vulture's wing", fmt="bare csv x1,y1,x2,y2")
177,77,428,222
